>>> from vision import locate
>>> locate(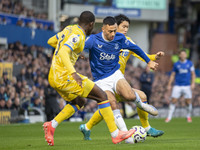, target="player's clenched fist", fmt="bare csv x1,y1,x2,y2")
147,61,158,71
